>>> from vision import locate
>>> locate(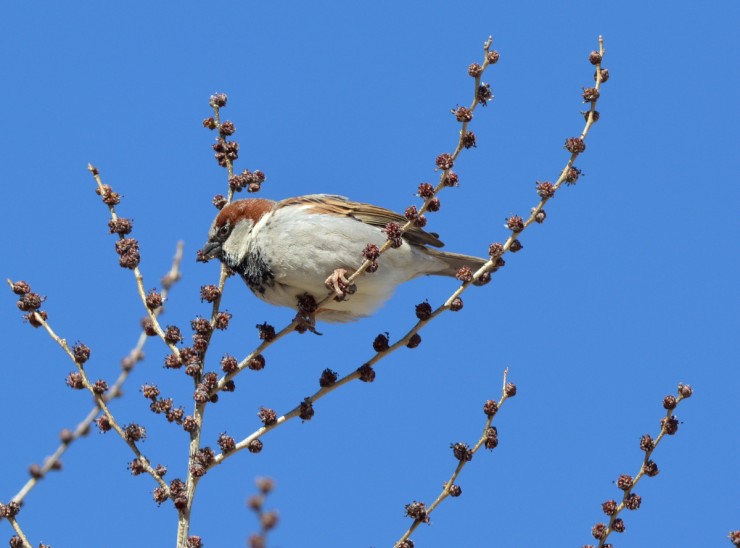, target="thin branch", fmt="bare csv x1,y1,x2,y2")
6,516,32,548
591,383,694,547
395,370,516,546
10,242,183,504
87,165,181,361
5,280,169,493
